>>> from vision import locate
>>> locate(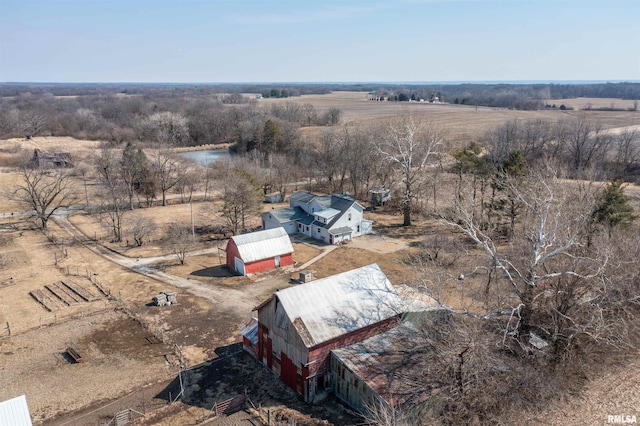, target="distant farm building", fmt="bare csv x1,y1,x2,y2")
30,149,72,168
251,264,406,402
262,191,372,245
264,192,284,203
225,227,294,275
